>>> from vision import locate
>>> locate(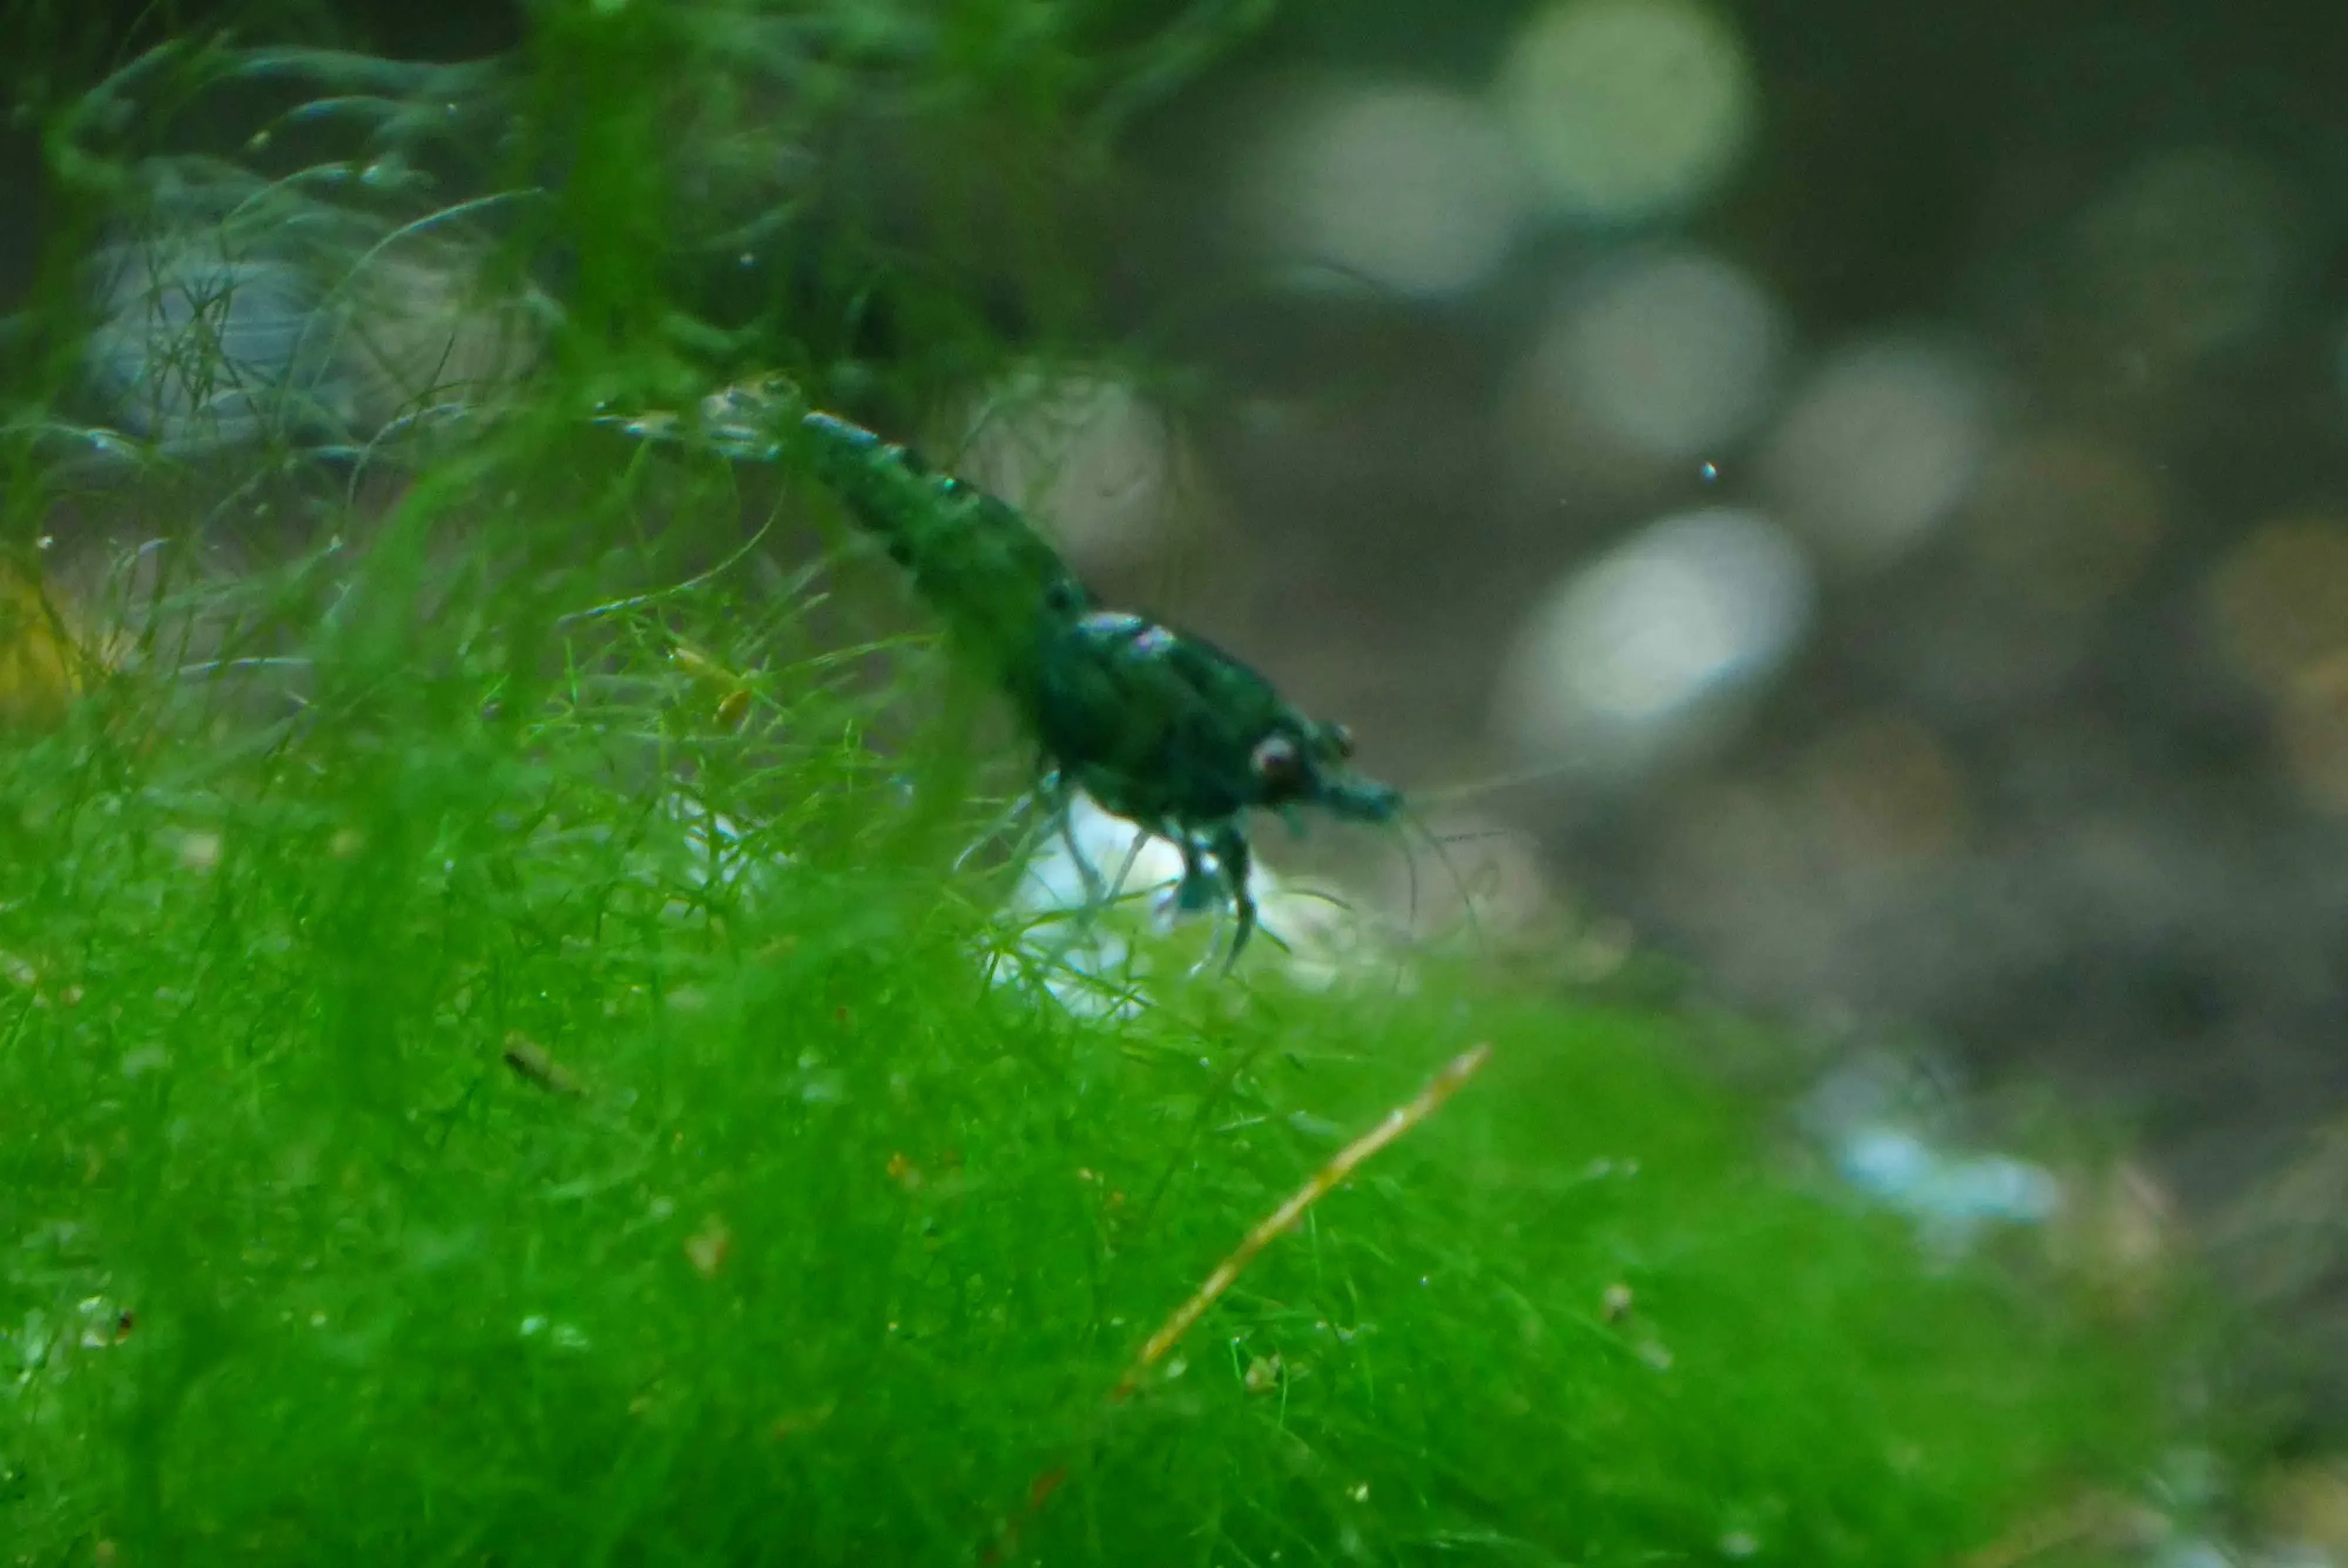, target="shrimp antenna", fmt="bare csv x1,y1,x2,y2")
1428,824,1528,849
1409,755,1598,809
1397,800,1487,961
